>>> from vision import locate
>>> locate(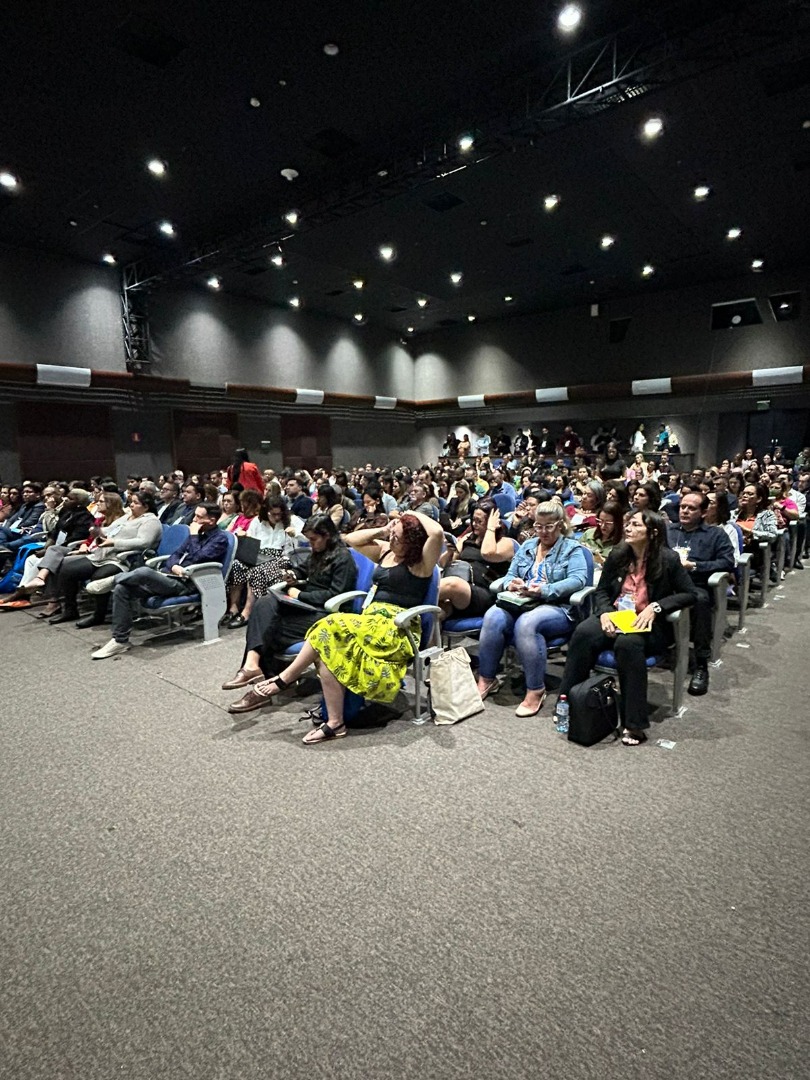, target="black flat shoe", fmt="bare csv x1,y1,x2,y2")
688,667,709,696
75,614,106,629
49,611,79,625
